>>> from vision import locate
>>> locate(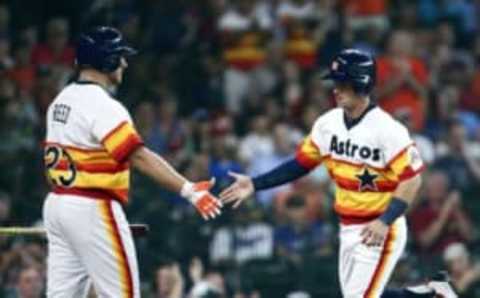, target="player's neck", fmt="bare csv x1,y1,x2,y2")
77,70,111,89
345,97,371,120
